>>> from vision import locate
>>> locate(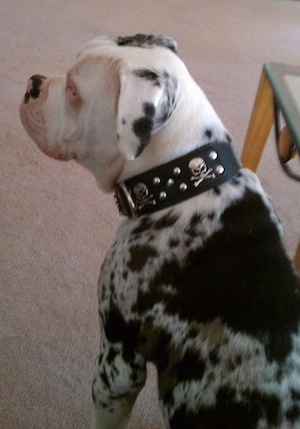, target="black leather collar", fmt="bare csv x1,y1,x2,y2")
114,142,242,218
